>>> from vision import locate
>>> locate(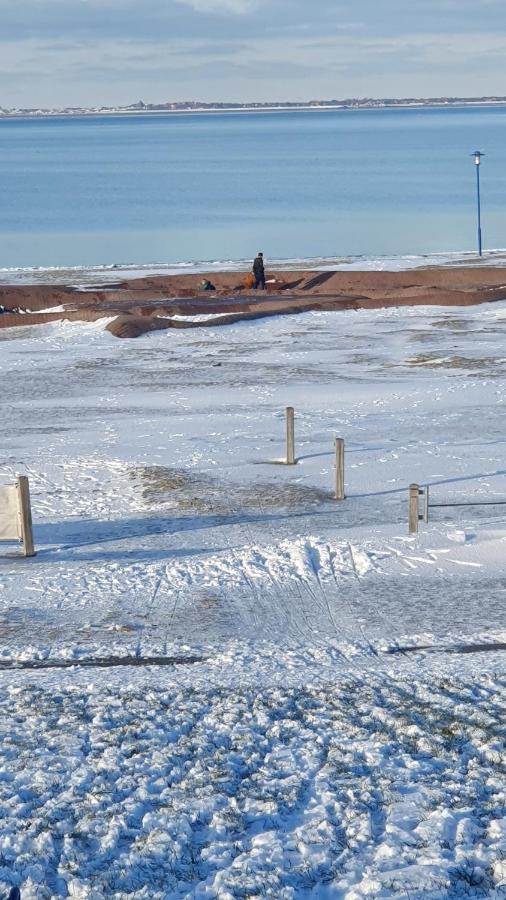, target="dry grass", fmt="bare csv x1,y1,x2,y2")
129,465,331,512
